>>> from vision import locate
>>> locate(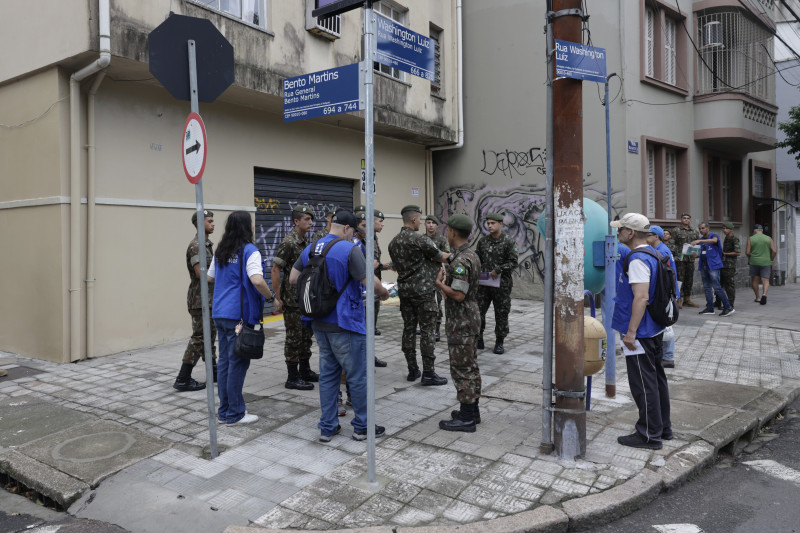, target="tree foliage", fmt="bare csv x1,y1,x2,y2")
776,101,800,169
